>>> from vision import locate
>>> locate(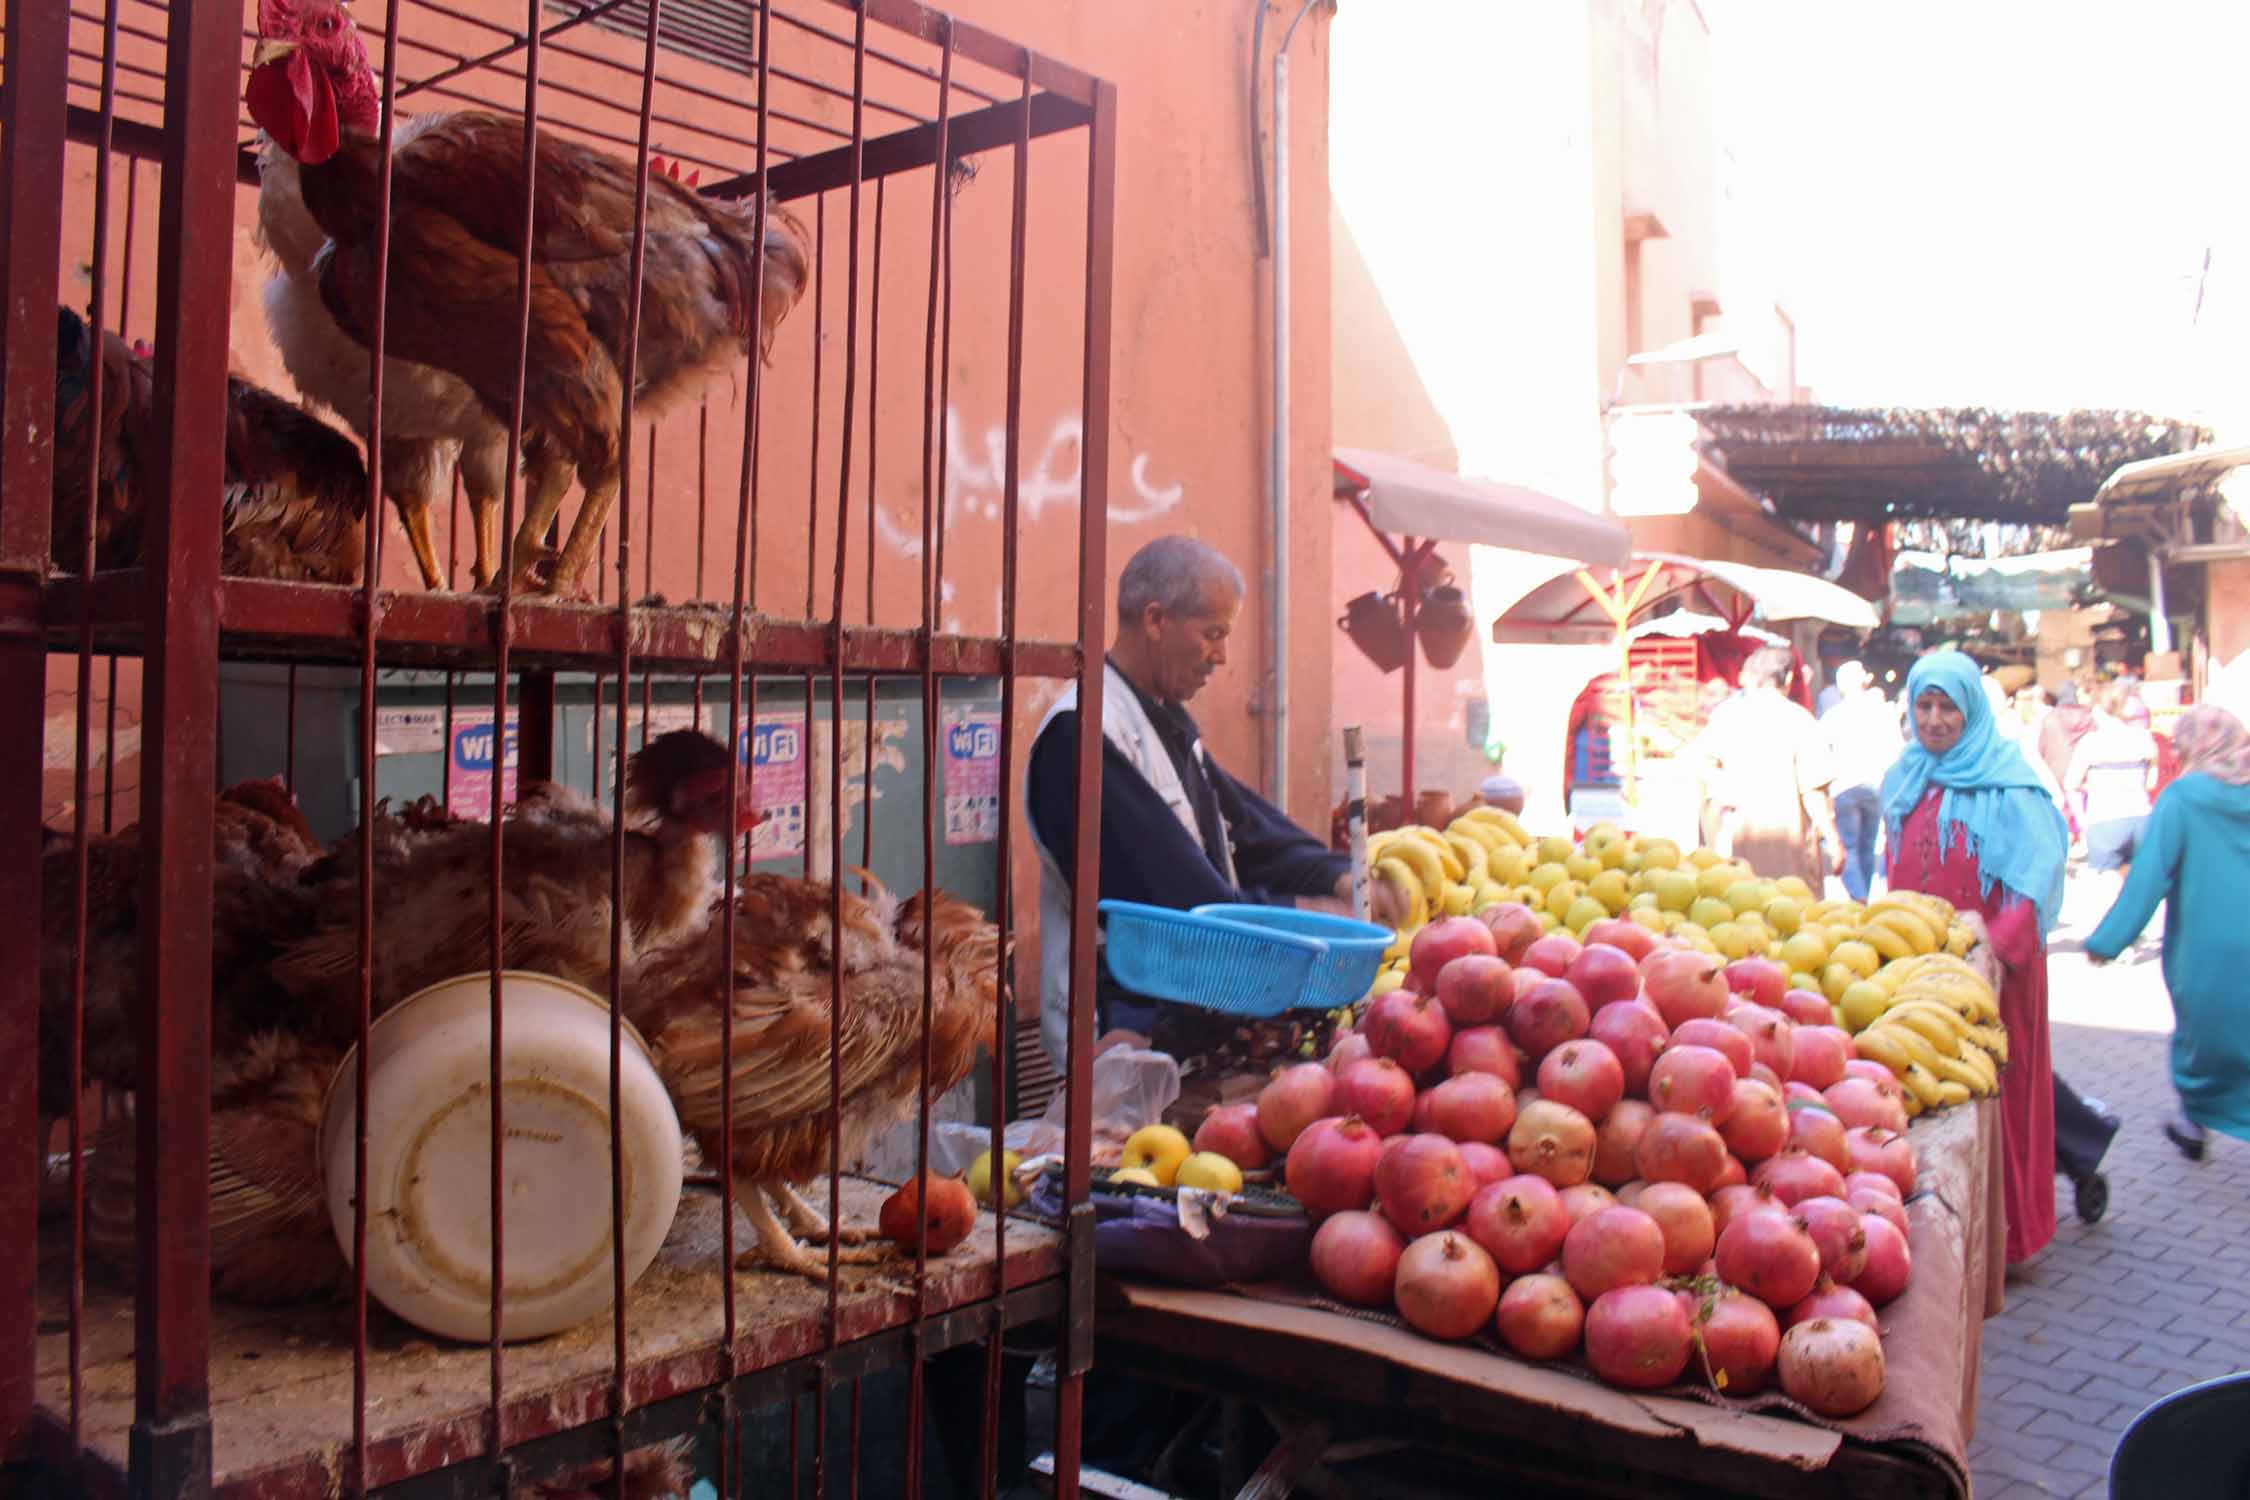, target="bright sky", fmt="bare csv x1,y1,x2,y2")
1703,0,2249,424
